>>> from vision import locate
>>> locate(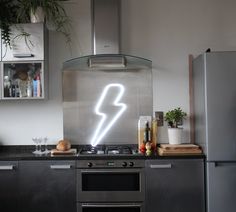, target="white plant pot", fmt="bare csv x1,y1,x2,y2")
30,7,45,23
168,128,183,145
